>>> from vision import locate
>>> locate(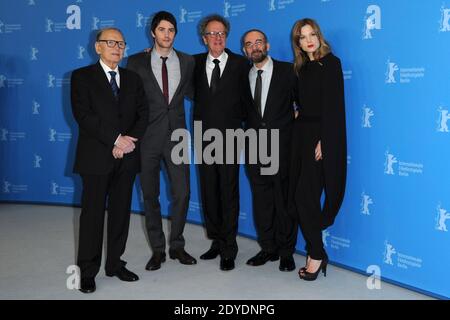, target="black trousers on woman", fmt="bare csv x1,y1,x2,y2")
288,118,326,260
